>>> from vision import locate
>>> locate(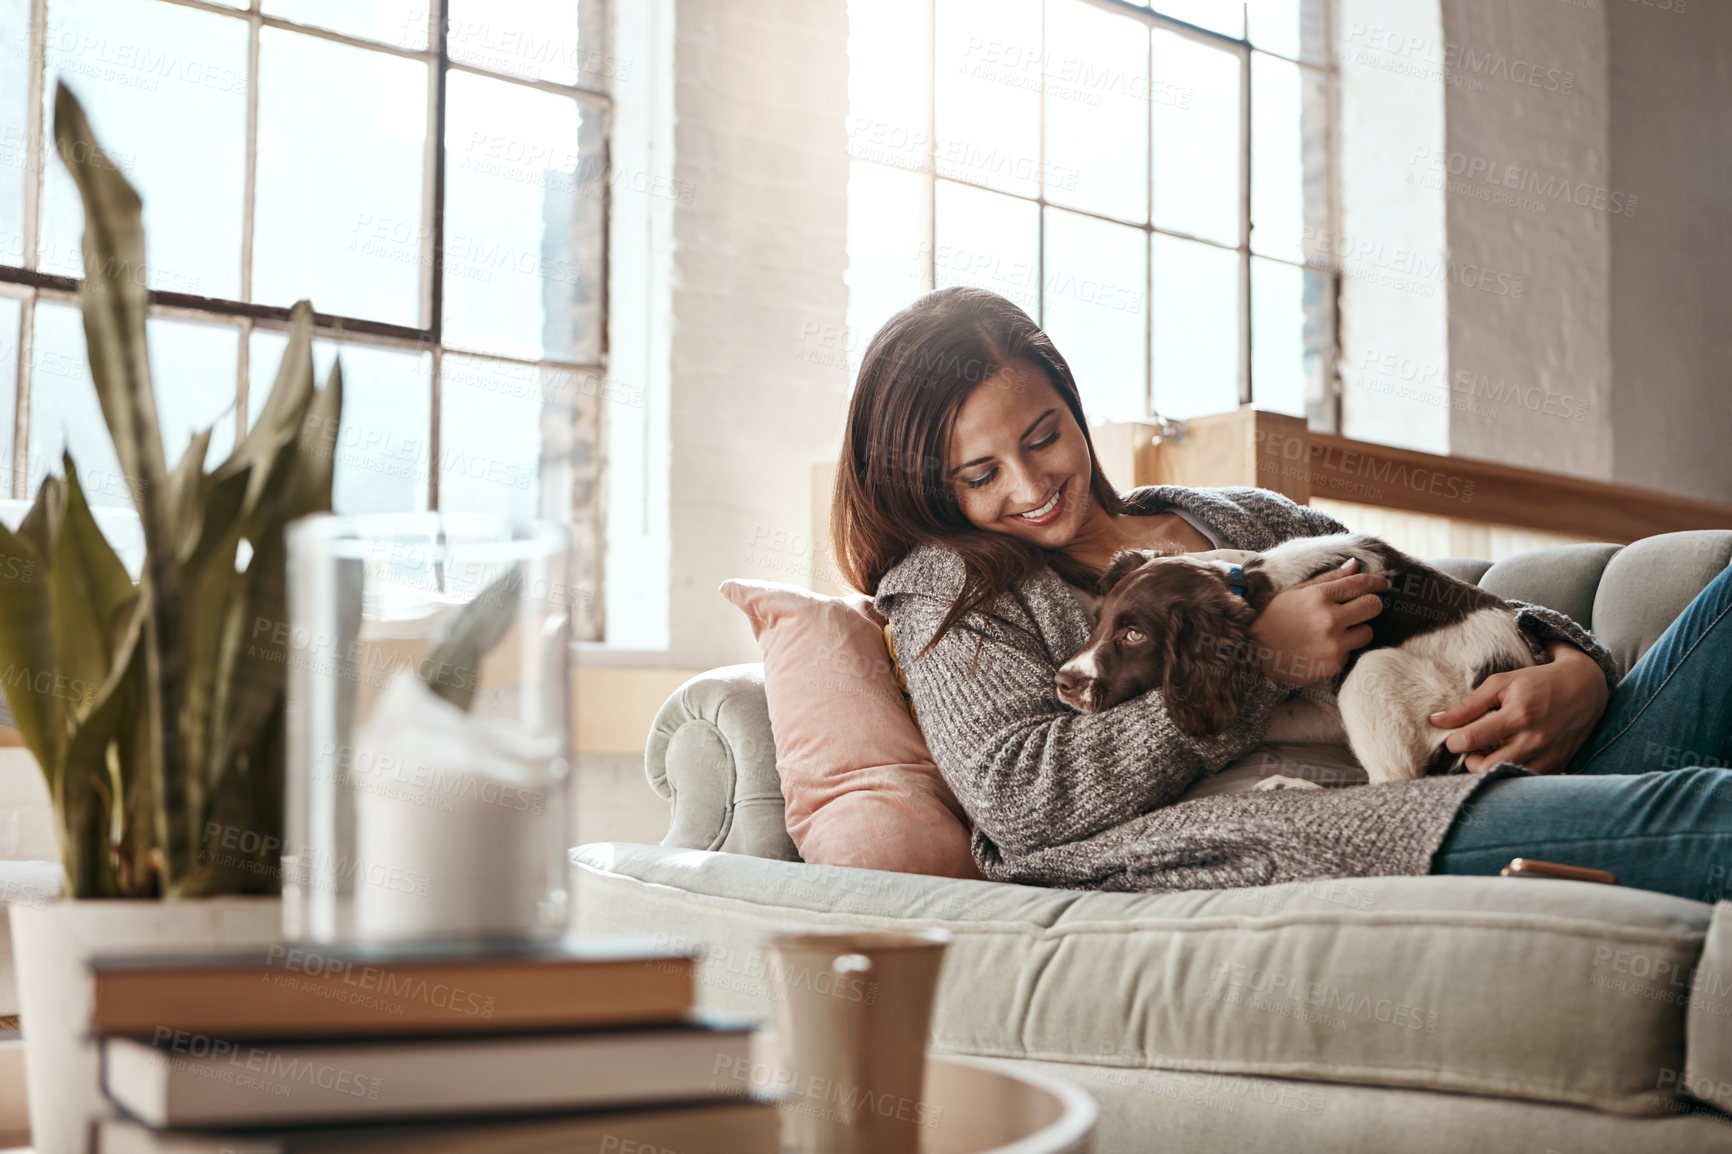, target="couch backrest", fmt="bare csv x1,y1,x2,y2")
646,530,1732,860
1436,529,1732,675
